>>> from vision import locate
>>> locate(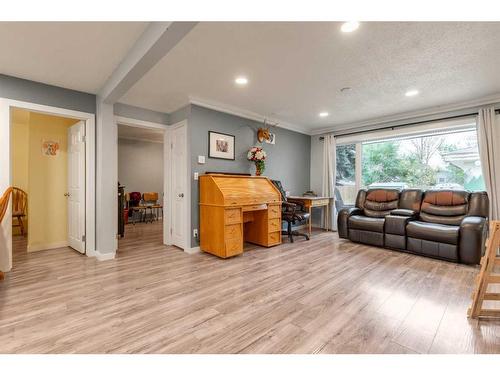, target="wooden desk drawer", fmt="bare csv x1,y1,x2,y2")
242,204,267,212
225,239,243,257
311,198,329,207
225,209,241,224
268,231,281,245
268,204,281,218
268,218,281,232
225,224,241,239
